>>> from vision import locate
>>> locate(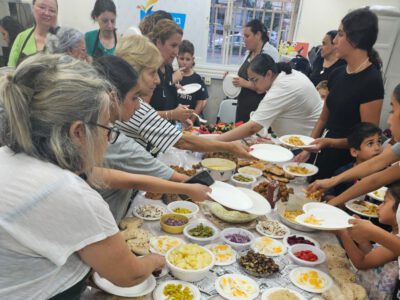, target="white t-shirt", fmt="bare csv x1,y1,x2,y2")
251,70,322,137
116,100,182,156
0,147,119,299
